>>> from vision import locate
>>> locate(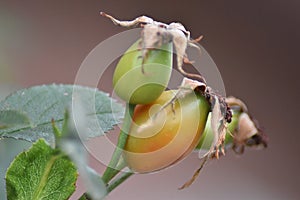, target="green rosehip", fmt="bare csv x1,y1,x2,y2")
113,39,173,104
